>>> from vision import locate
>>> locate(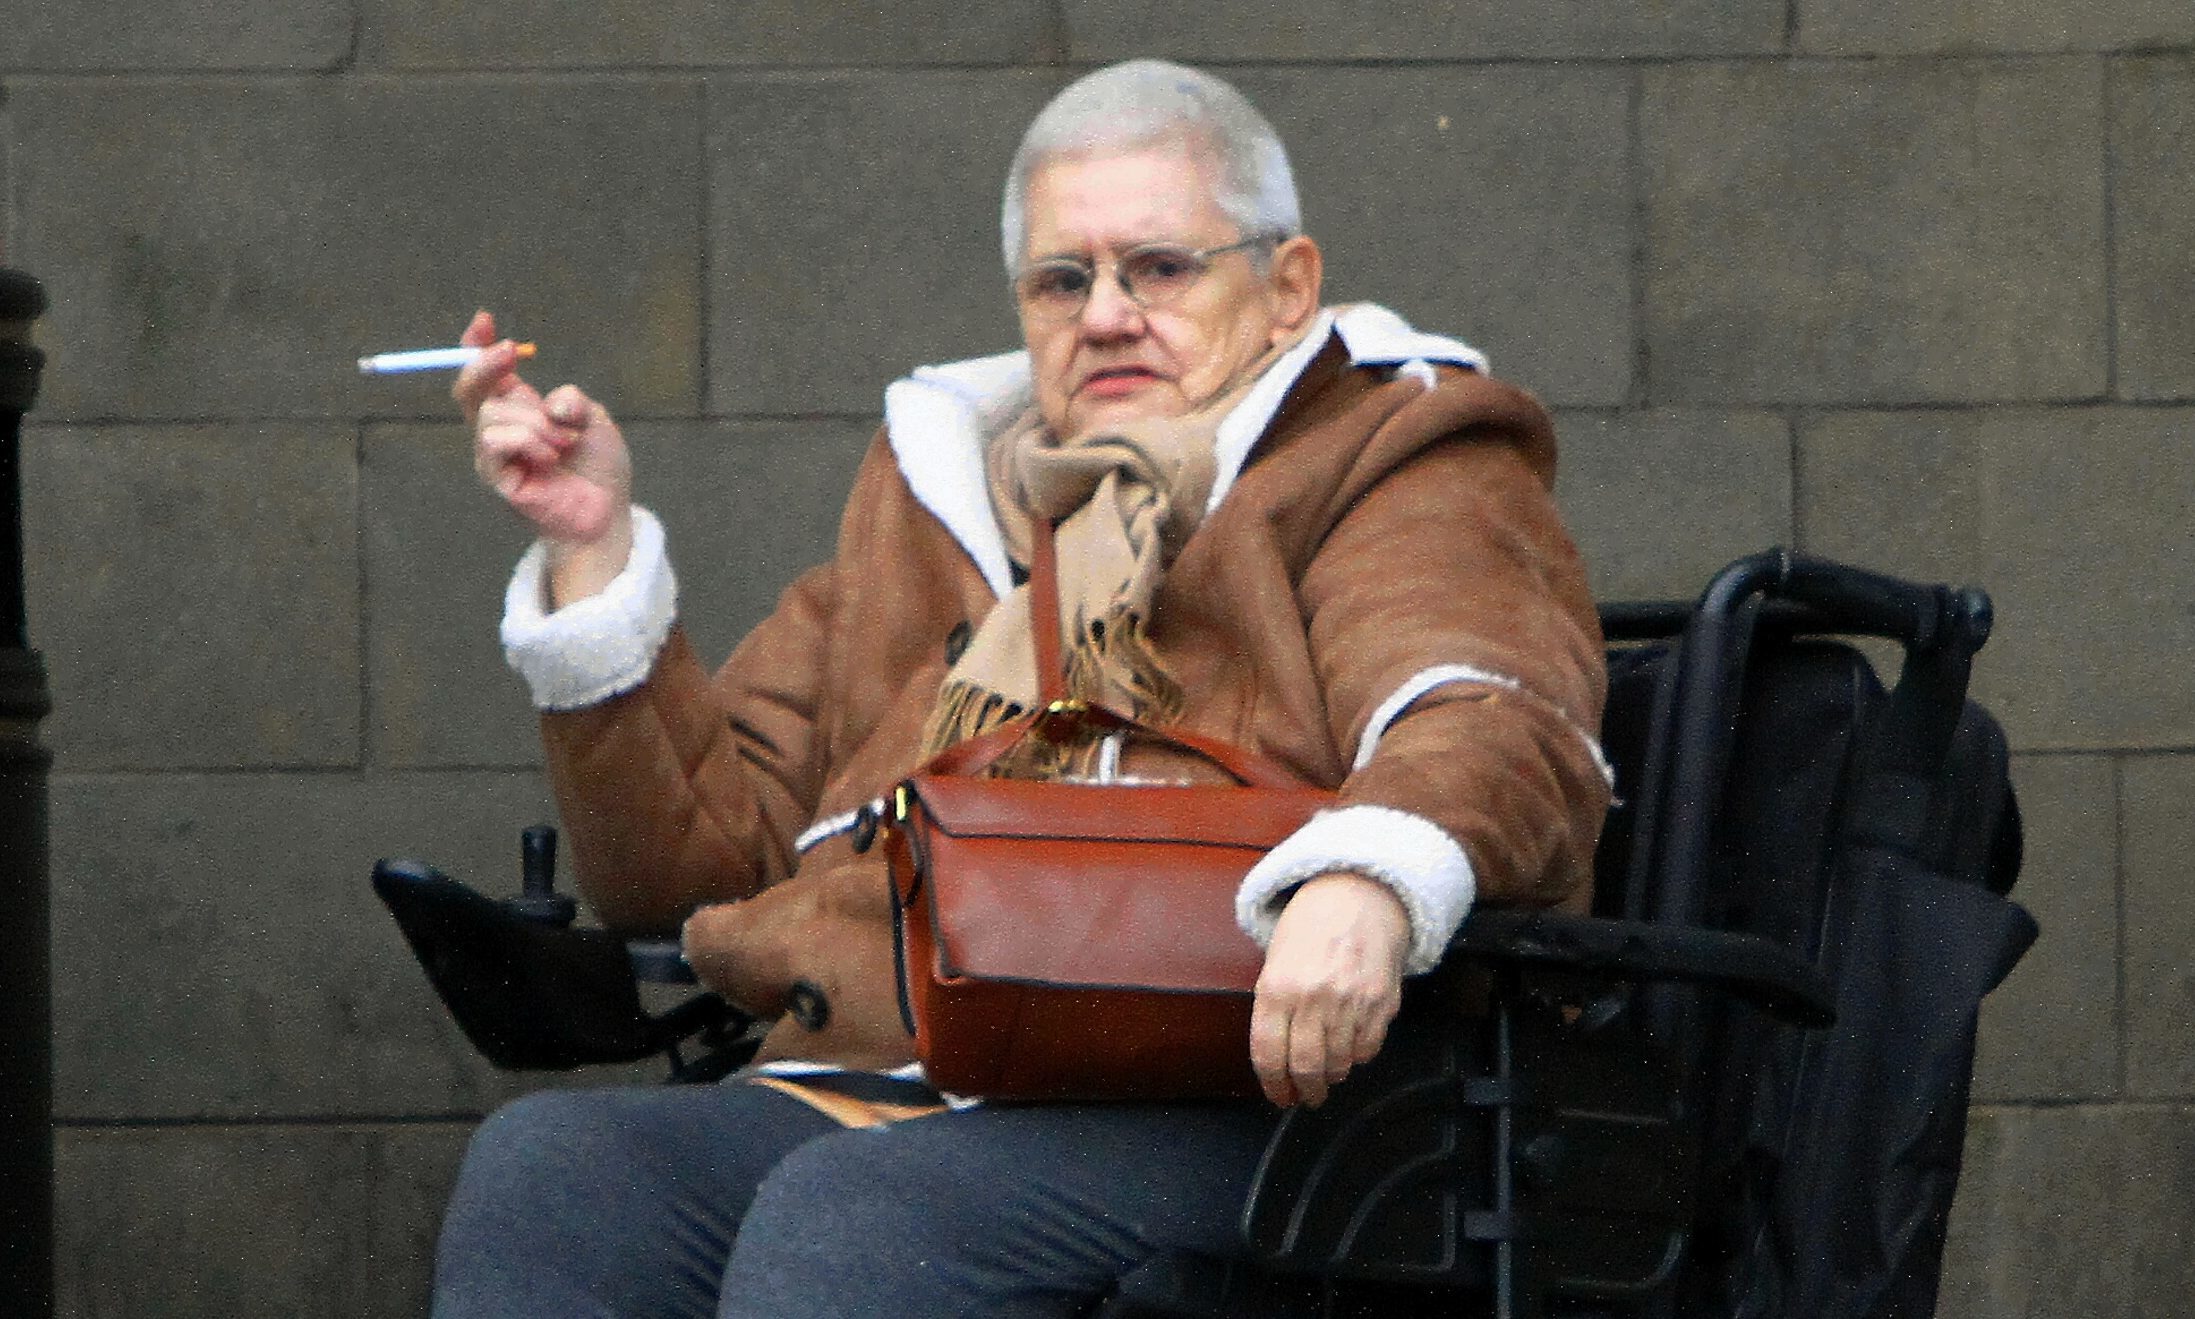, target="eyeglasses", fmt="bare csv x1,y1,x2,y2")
1012,237,1274,322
